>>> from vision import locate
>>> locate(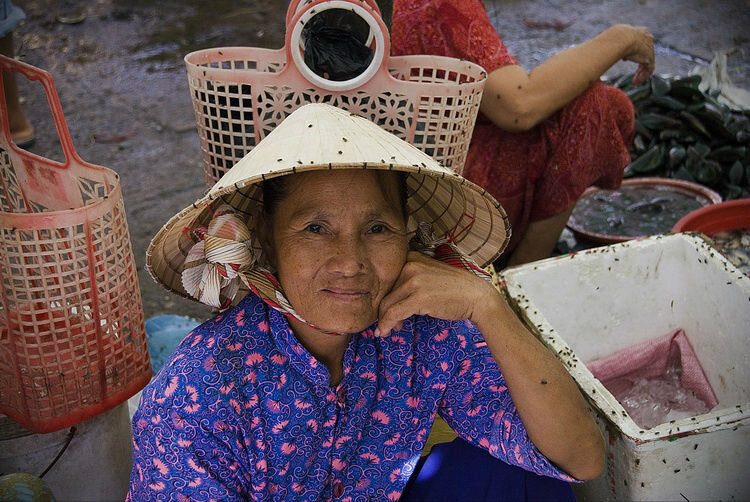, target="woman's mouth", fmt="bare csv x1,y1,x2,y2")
322,288,370,301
